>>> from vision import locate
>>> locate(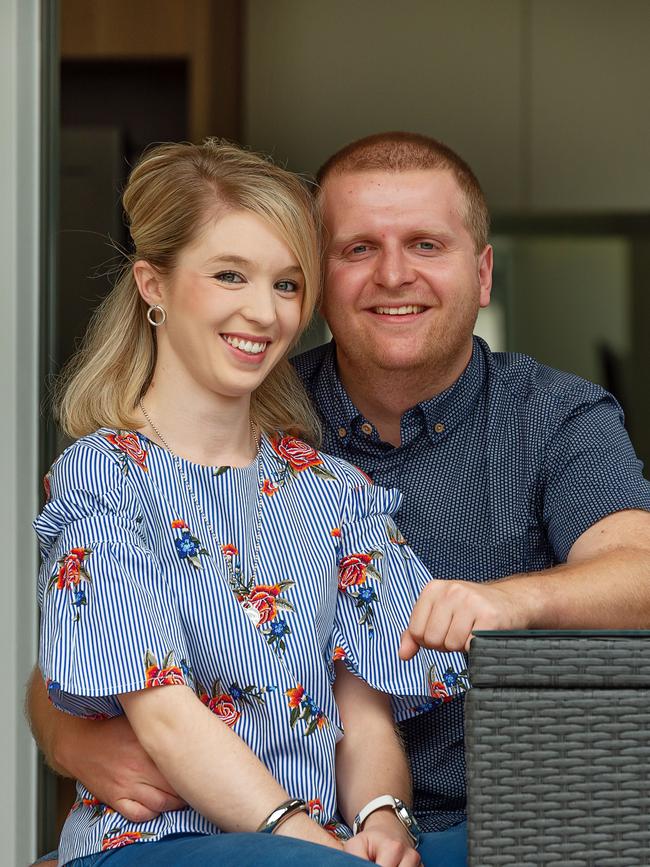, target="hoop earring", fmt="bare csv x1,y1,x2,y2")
147,304,166,326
